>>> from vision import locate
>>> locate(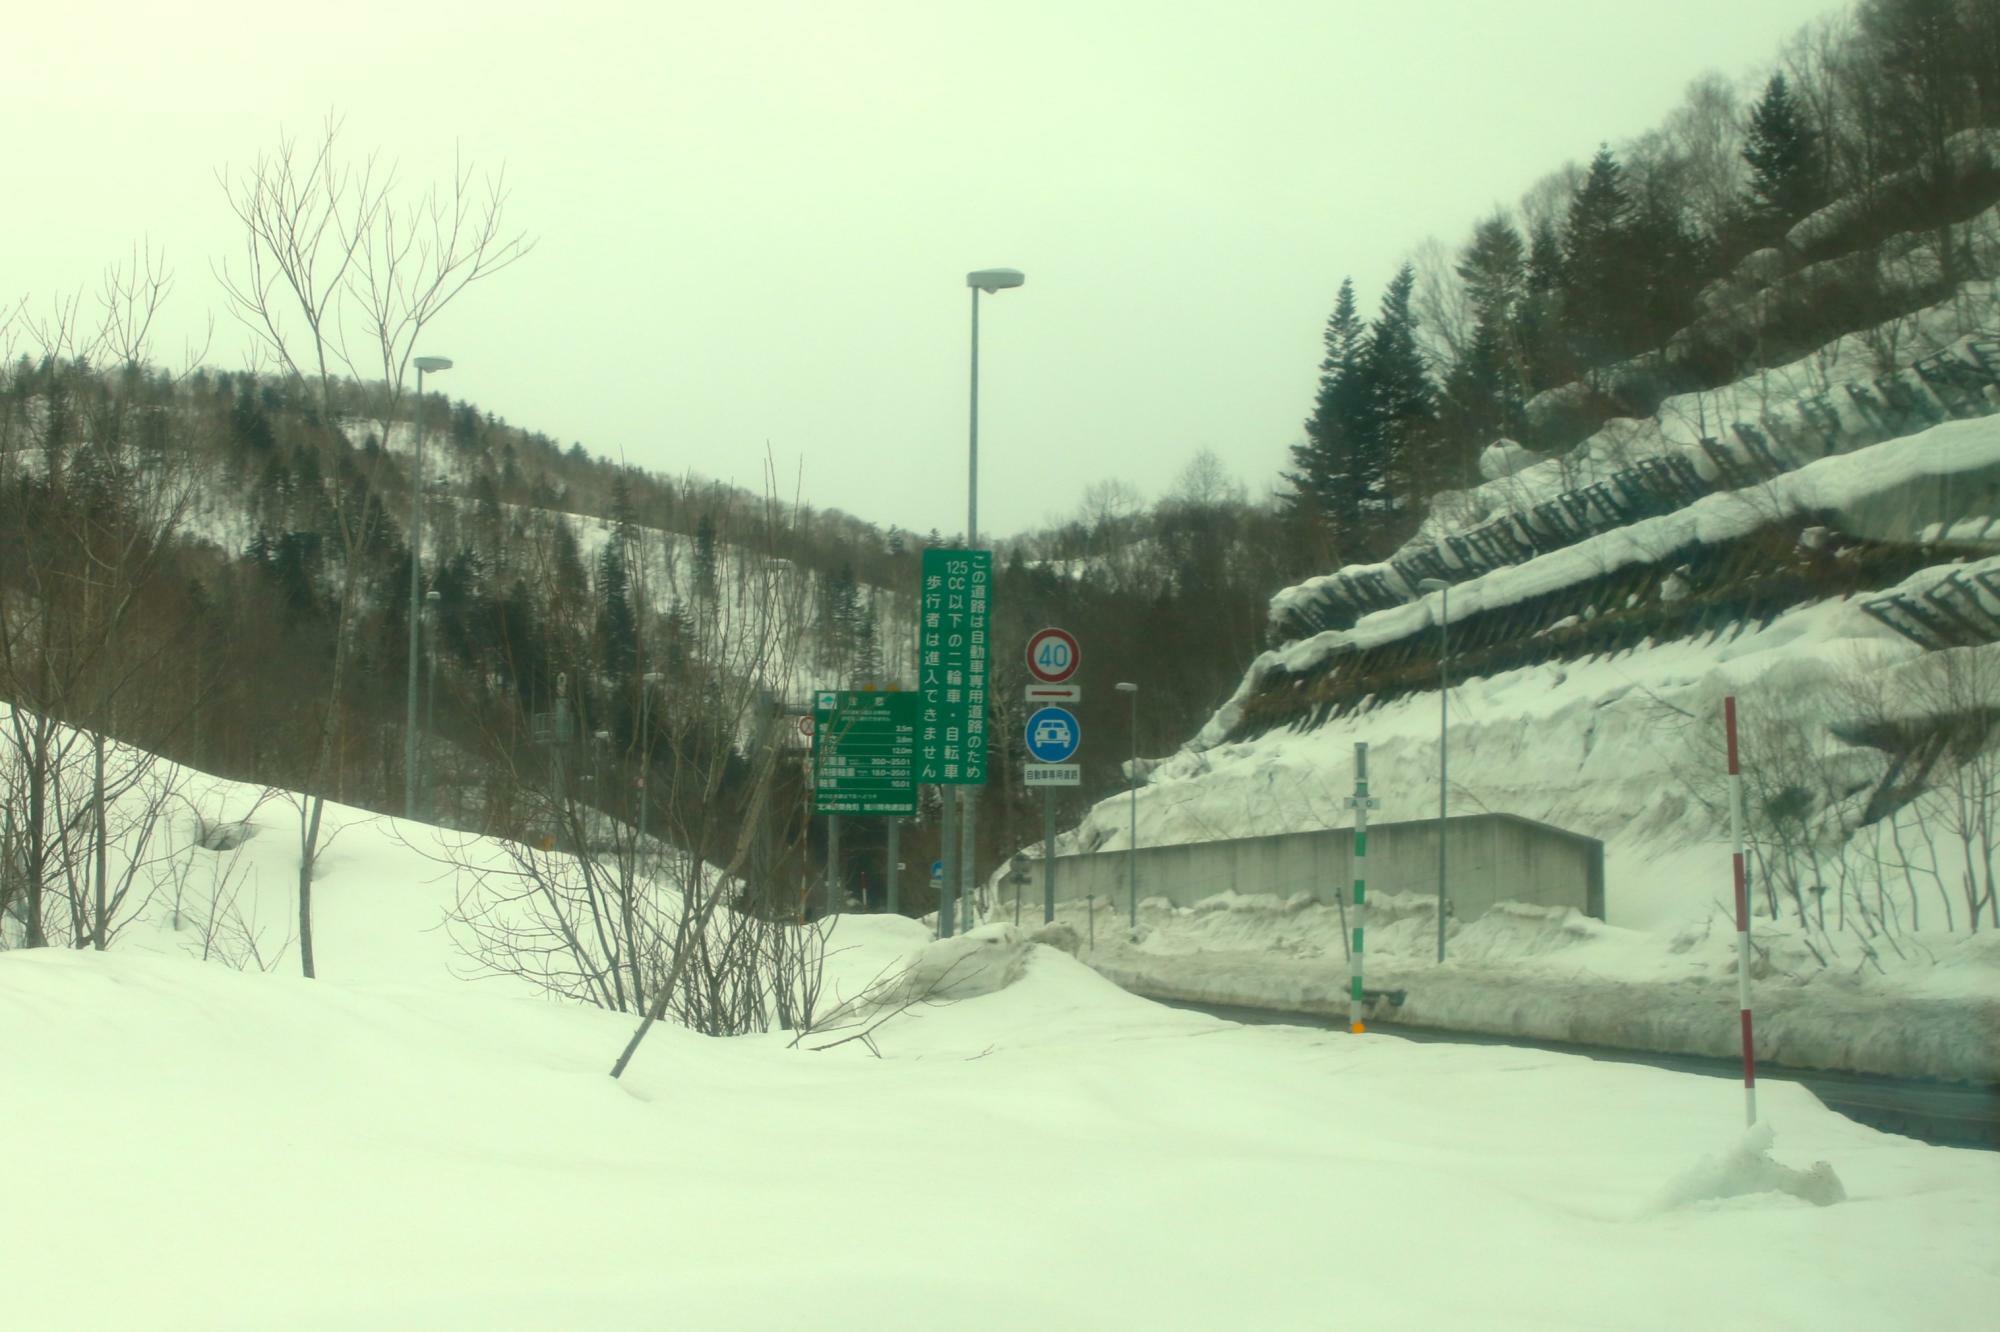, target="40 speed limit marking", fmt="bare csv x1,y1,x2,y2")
1025,626,1080,684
